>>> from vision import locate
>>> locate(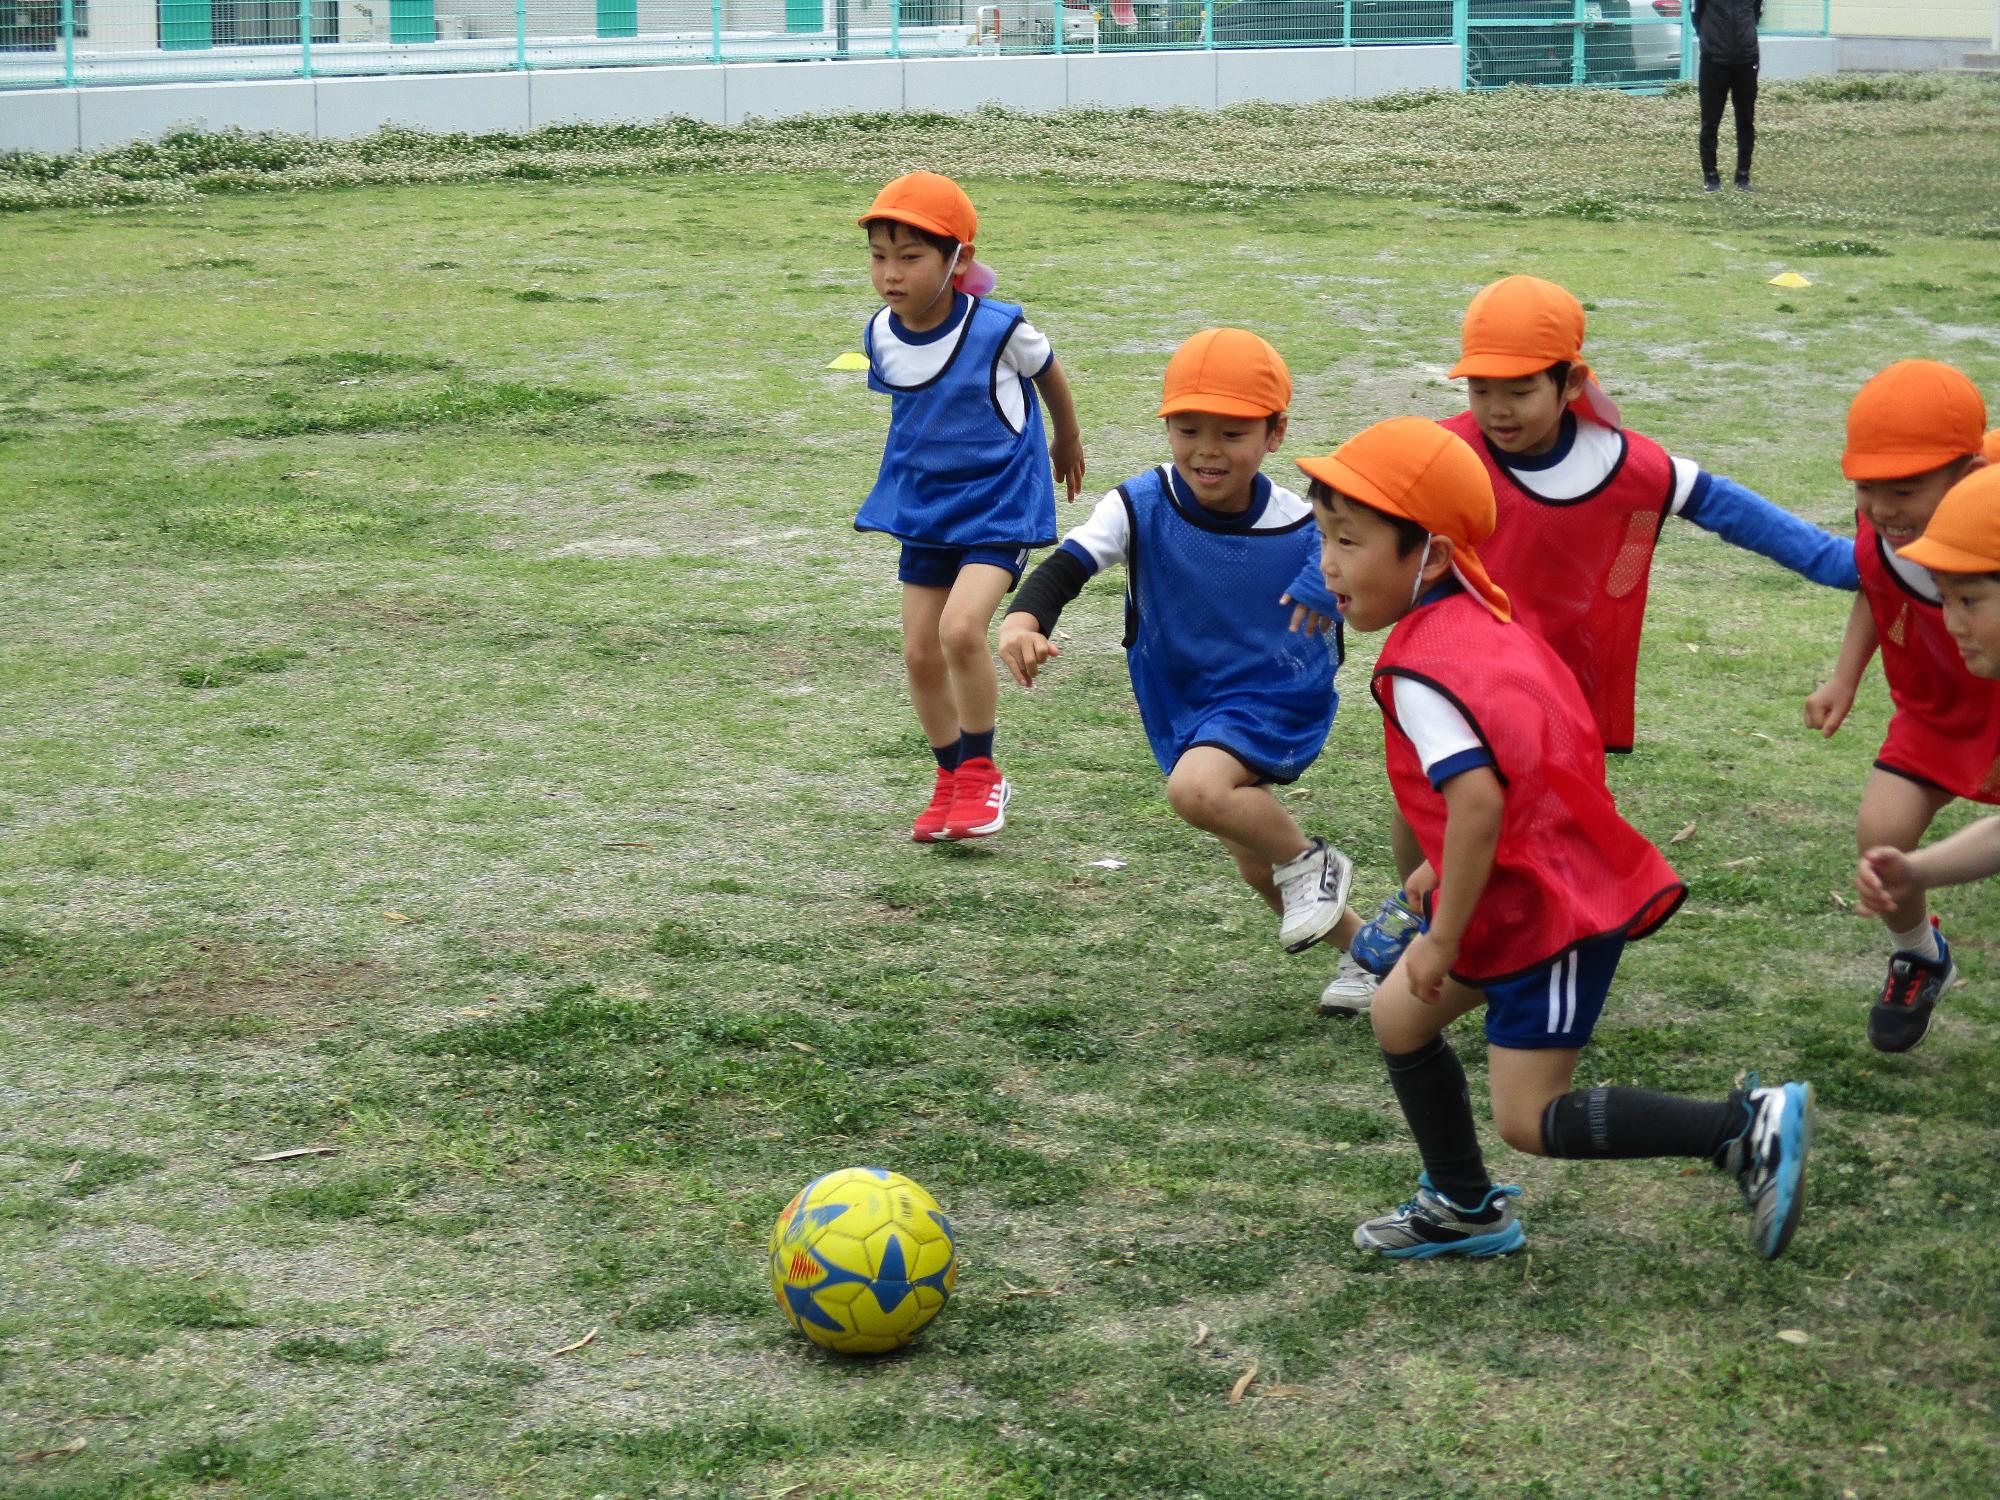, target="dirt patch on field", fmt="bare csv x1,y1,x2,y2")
91,941,391,1033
